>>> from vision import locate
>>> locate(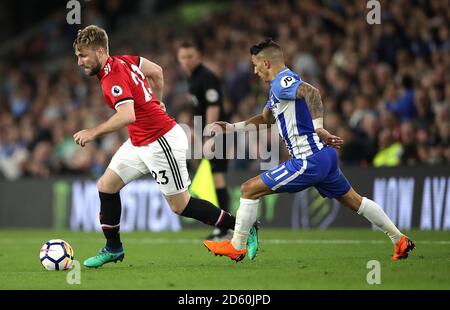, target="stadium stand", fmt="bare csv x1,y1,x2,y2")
0,0,449,180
